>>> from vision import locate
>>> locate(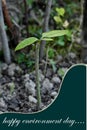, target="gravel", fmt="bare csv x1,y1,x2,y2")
0,61,68,113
